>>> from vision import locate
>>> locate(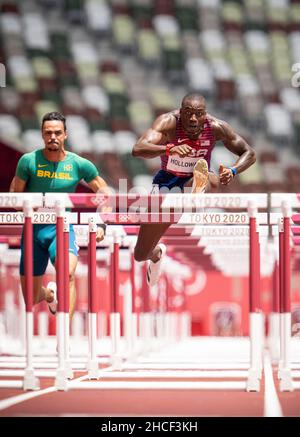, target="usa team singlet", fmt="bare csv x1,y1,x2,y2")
153,115,215,190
